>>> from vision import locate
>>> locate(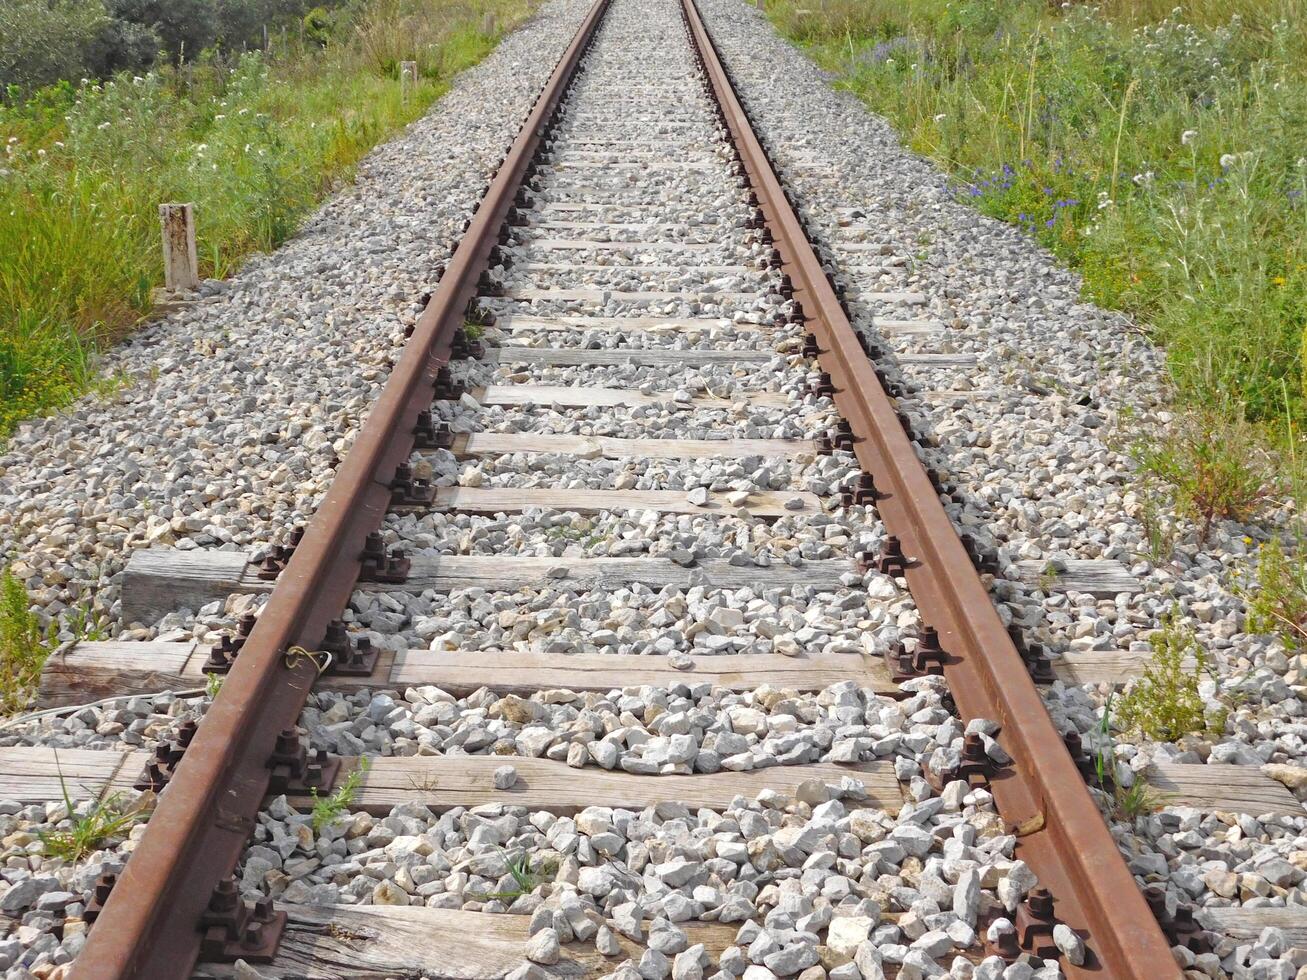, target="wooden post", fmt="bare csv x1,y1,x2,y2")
400,61,418,102
158,203,198,293
482,11,496,34
755,0,764,8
